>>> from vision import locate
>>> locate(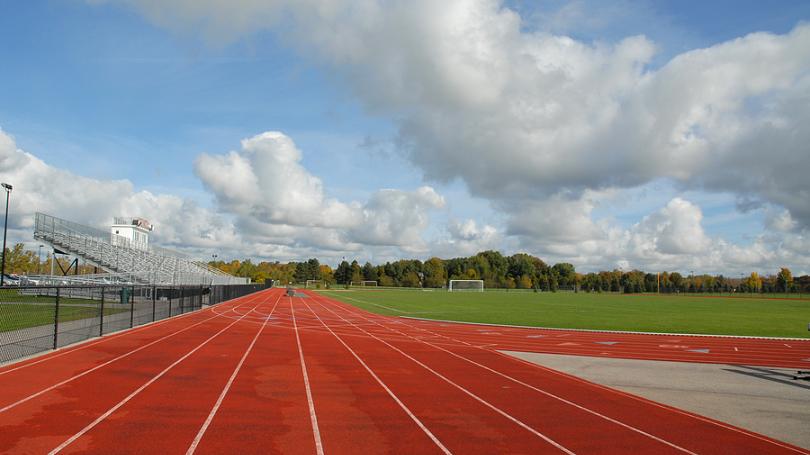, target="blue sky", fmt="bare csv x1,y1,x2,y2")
1,0,808,274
